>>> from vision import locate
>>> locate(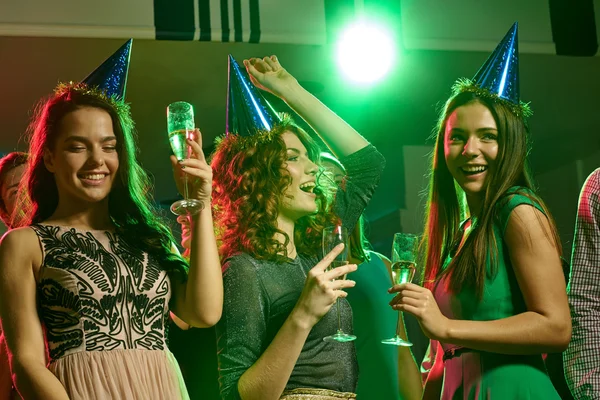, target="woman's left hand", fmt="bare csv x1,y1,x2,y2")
170,128,213,206
389,283,450,341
